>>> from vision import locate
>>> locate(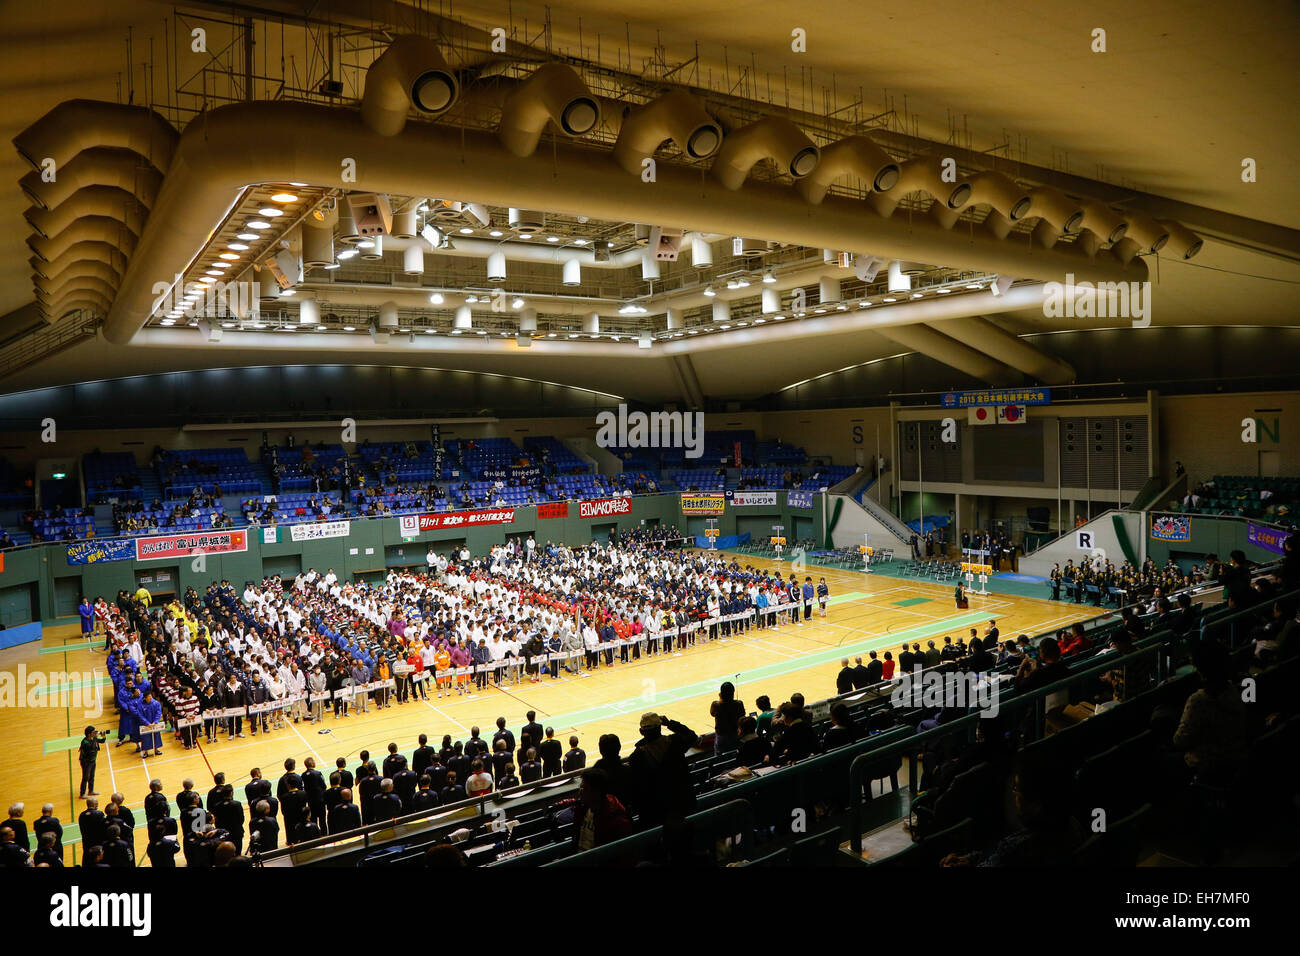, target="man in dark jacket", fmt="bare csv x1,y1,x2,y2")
627,713,698,827
836,658,855,695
